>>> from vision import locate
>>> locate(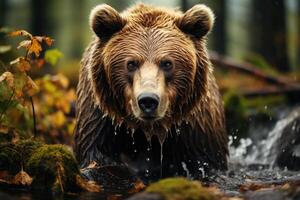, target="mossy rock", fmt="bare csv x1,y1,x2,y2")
0,139,42,173
26,144,80,192
146,178,219,200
